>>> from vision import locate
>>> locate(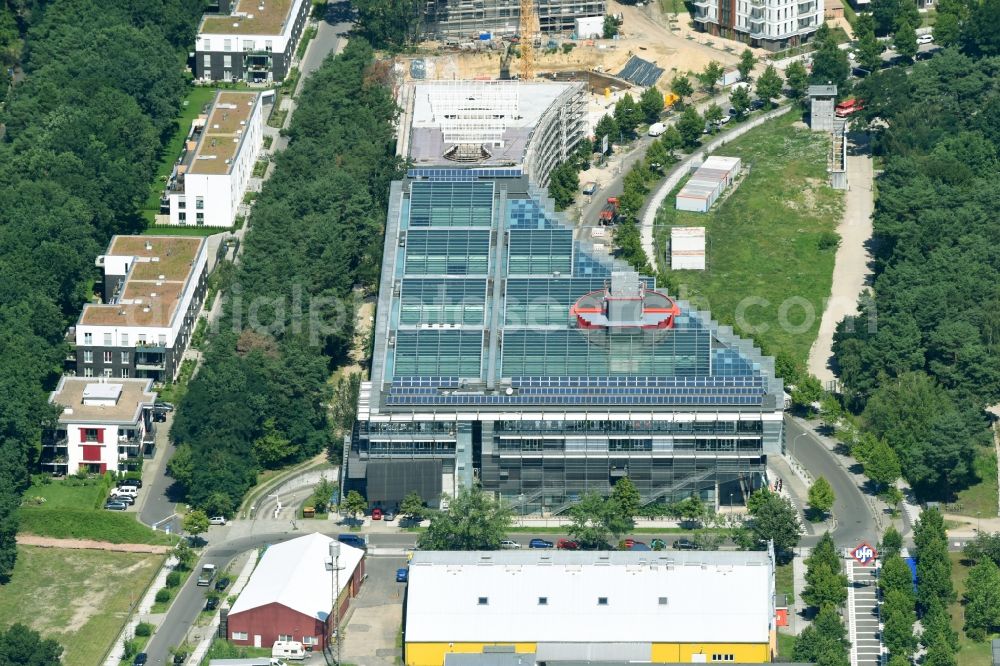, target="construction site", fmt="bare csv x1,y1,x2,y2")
398,1,755,127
